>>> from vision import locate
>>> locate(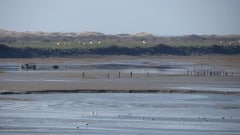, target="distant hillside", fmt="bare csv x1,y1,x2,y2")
1,29,240,48
0,29,240,57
